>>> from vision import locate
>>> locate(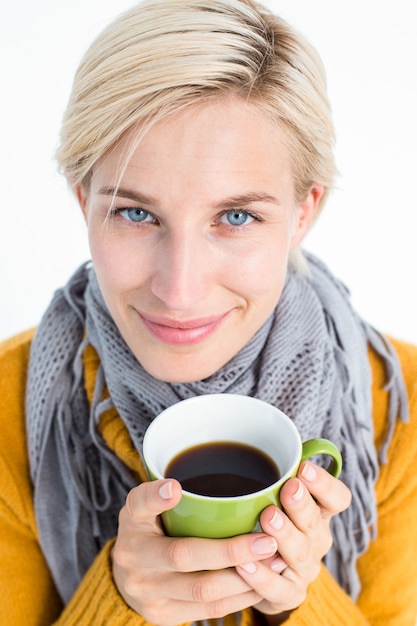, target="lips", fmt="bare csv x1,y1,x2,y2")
137,311,229,345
